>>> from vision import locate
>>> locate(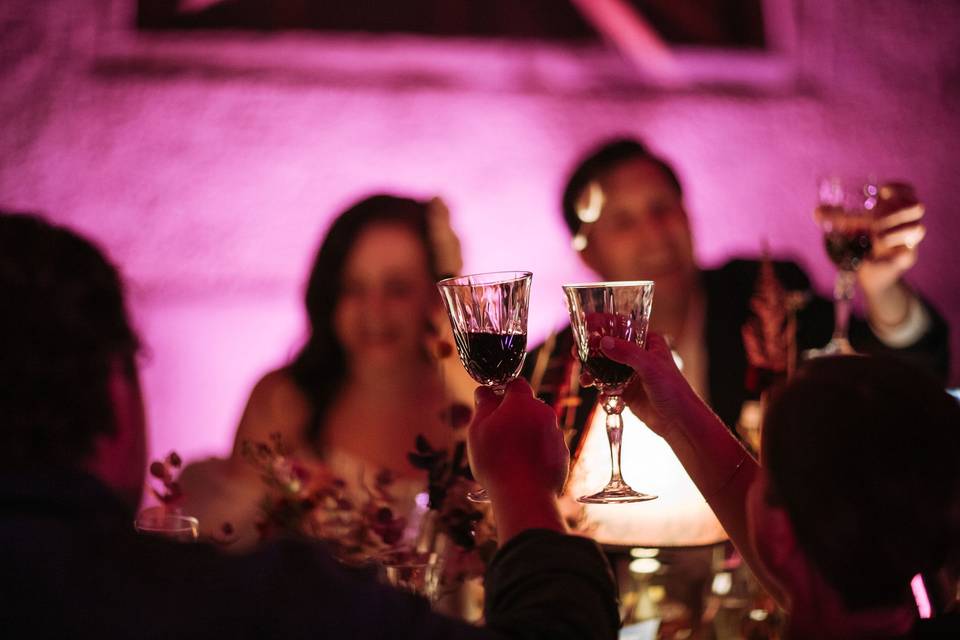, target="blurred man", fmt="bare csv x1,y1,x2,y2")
0,212,618,639
526,138,948,443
